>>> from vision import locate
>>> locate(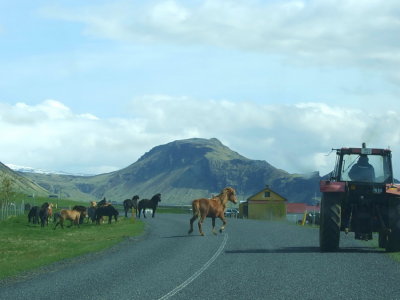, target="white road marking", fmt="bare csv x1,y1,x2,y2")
158,233,229,300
